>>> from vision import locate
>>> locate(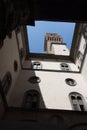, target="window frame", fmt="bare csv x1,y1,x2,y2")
69,92,87,111
32,61,42,69
22,90,40,109
1,72,12,95
60,63,71,71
